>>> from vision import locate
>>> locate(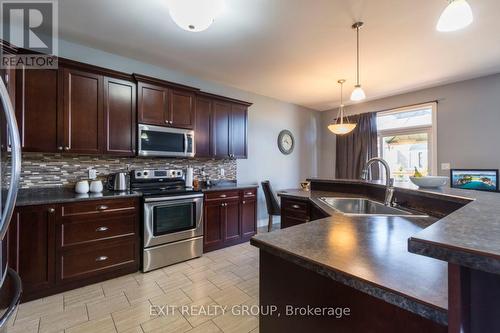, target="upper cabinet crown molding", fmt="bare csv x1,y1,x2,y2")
196,91,253,107
132,73,200,92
